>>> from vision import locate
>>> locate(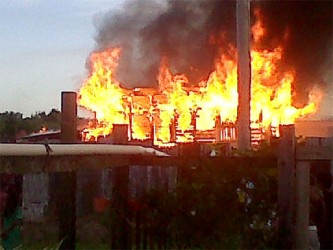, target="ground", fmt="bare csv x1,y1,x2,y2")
22,214,109,249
